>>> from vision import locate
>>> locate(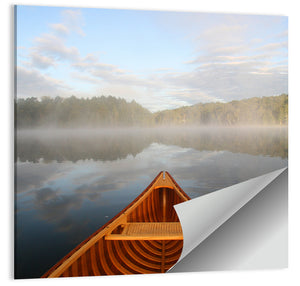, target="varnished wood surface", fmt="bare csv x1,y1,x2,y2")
105,222,183,240
42,171,190,278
